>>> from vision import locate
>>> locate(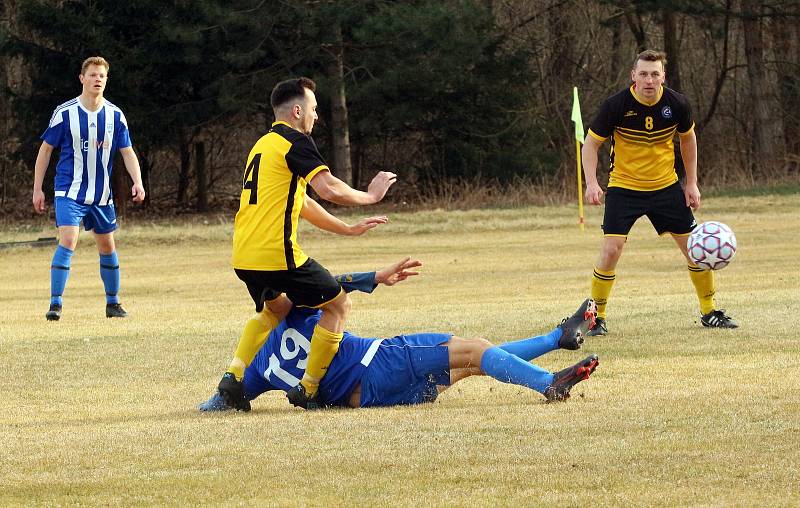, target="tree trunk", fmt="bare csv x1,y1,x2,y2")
699,0,732,131
662,8,681,92
609,14,625,82
195,141,207,211
177,134,191,205
624,10,647,52
1,0,27,207
742,0,783,175
328,20,353,185
774,13,800,162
